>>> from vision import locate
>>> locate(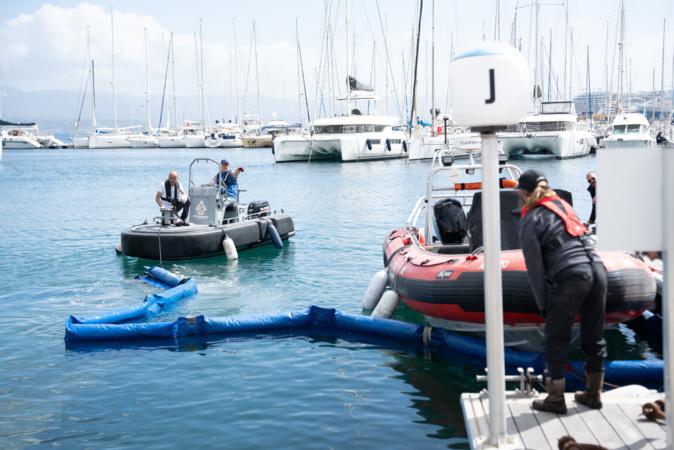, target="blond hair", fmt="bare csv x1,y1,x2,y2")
523,181,556,210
